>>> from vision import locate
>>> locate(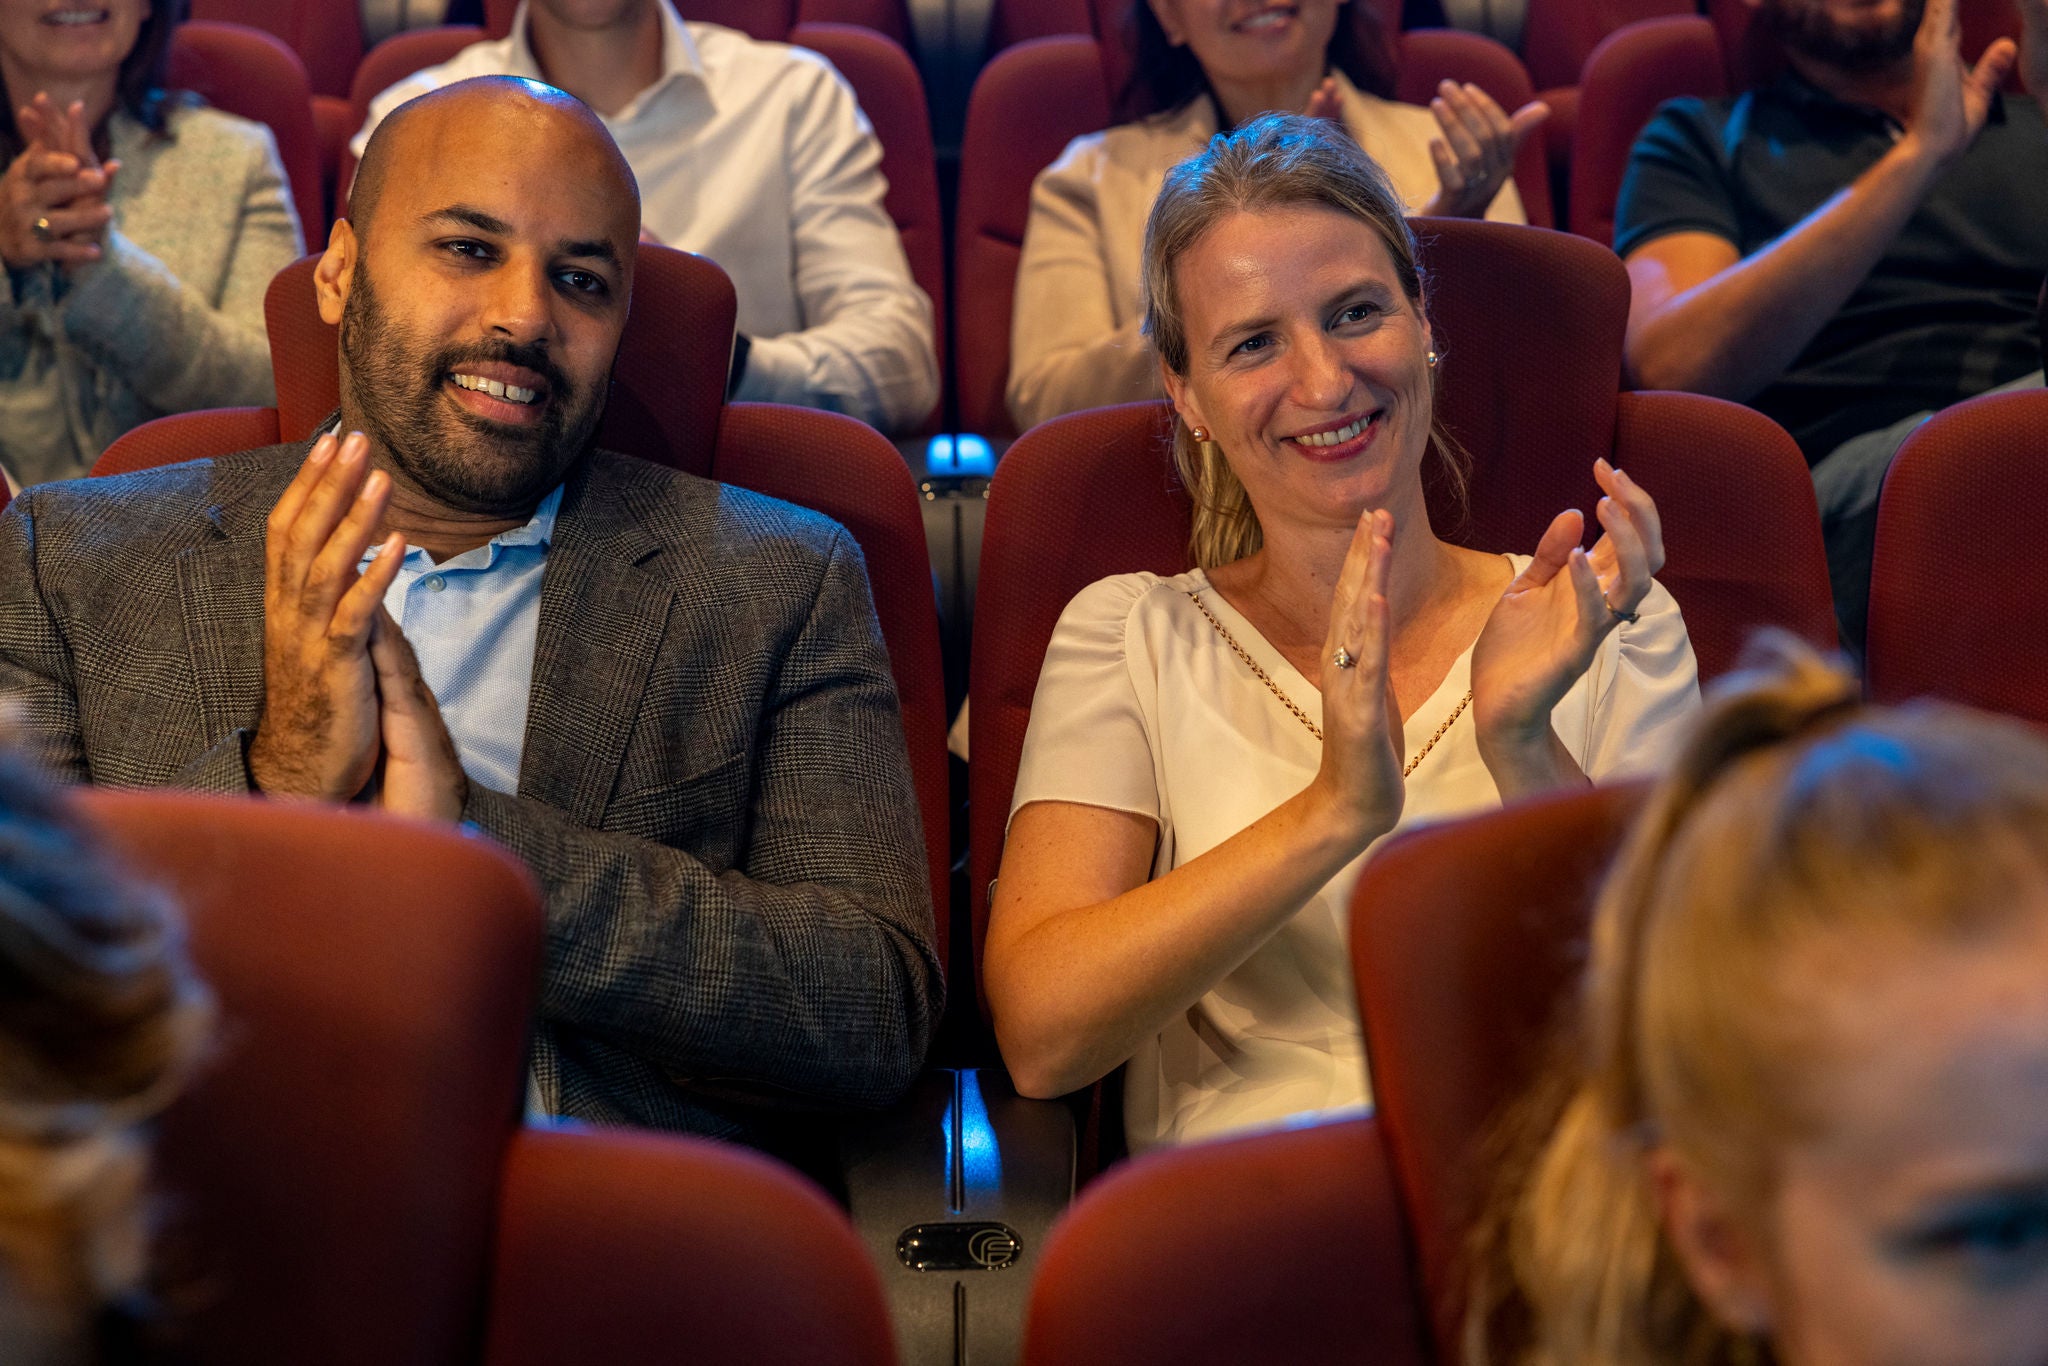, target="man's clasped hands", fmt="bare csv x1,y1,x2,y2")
246,431,470,824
